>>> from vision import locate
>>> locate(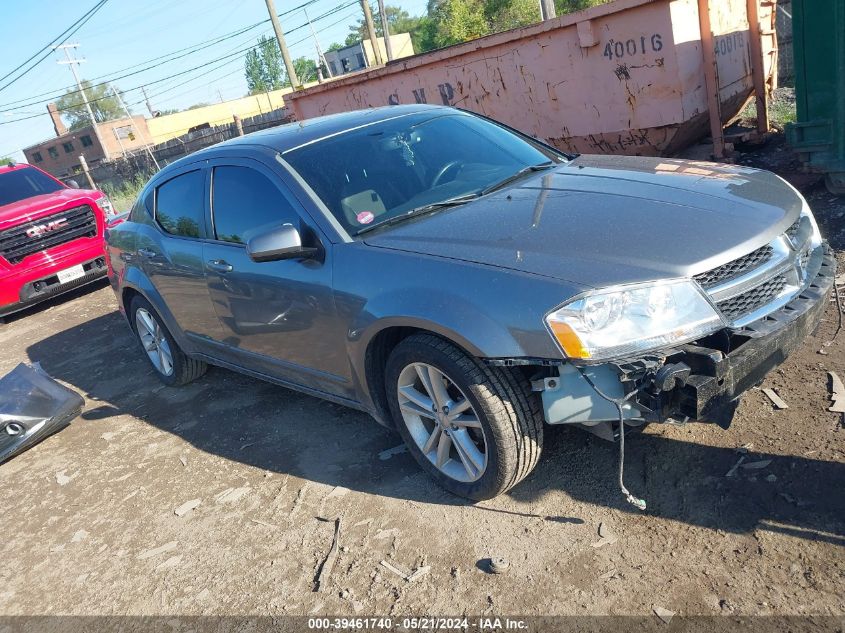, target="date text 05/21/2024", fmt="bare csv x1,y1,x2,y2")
307,617,529,630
